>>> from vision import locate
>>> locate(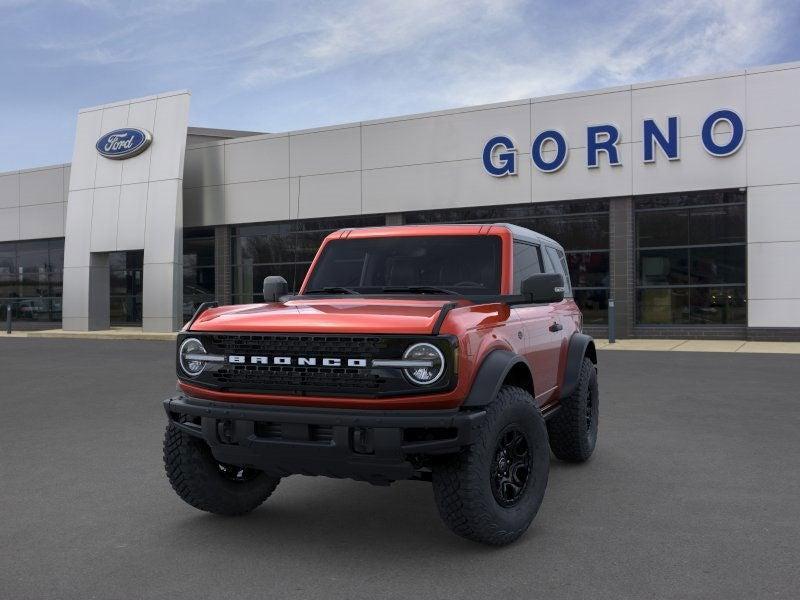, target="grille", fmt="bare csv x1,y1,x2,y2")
202,334,391,395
